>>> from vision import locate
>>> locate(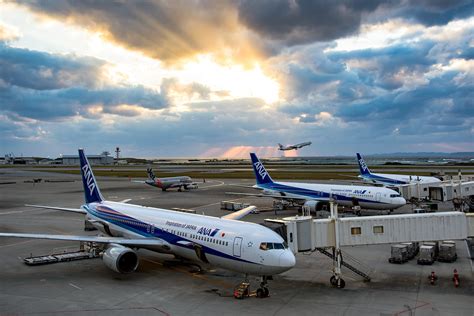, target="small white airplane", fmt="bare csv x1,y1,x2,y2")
357,153,441,186
278,141,312,151
0,149,295,298
133,168,197,191
247,153,406,212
